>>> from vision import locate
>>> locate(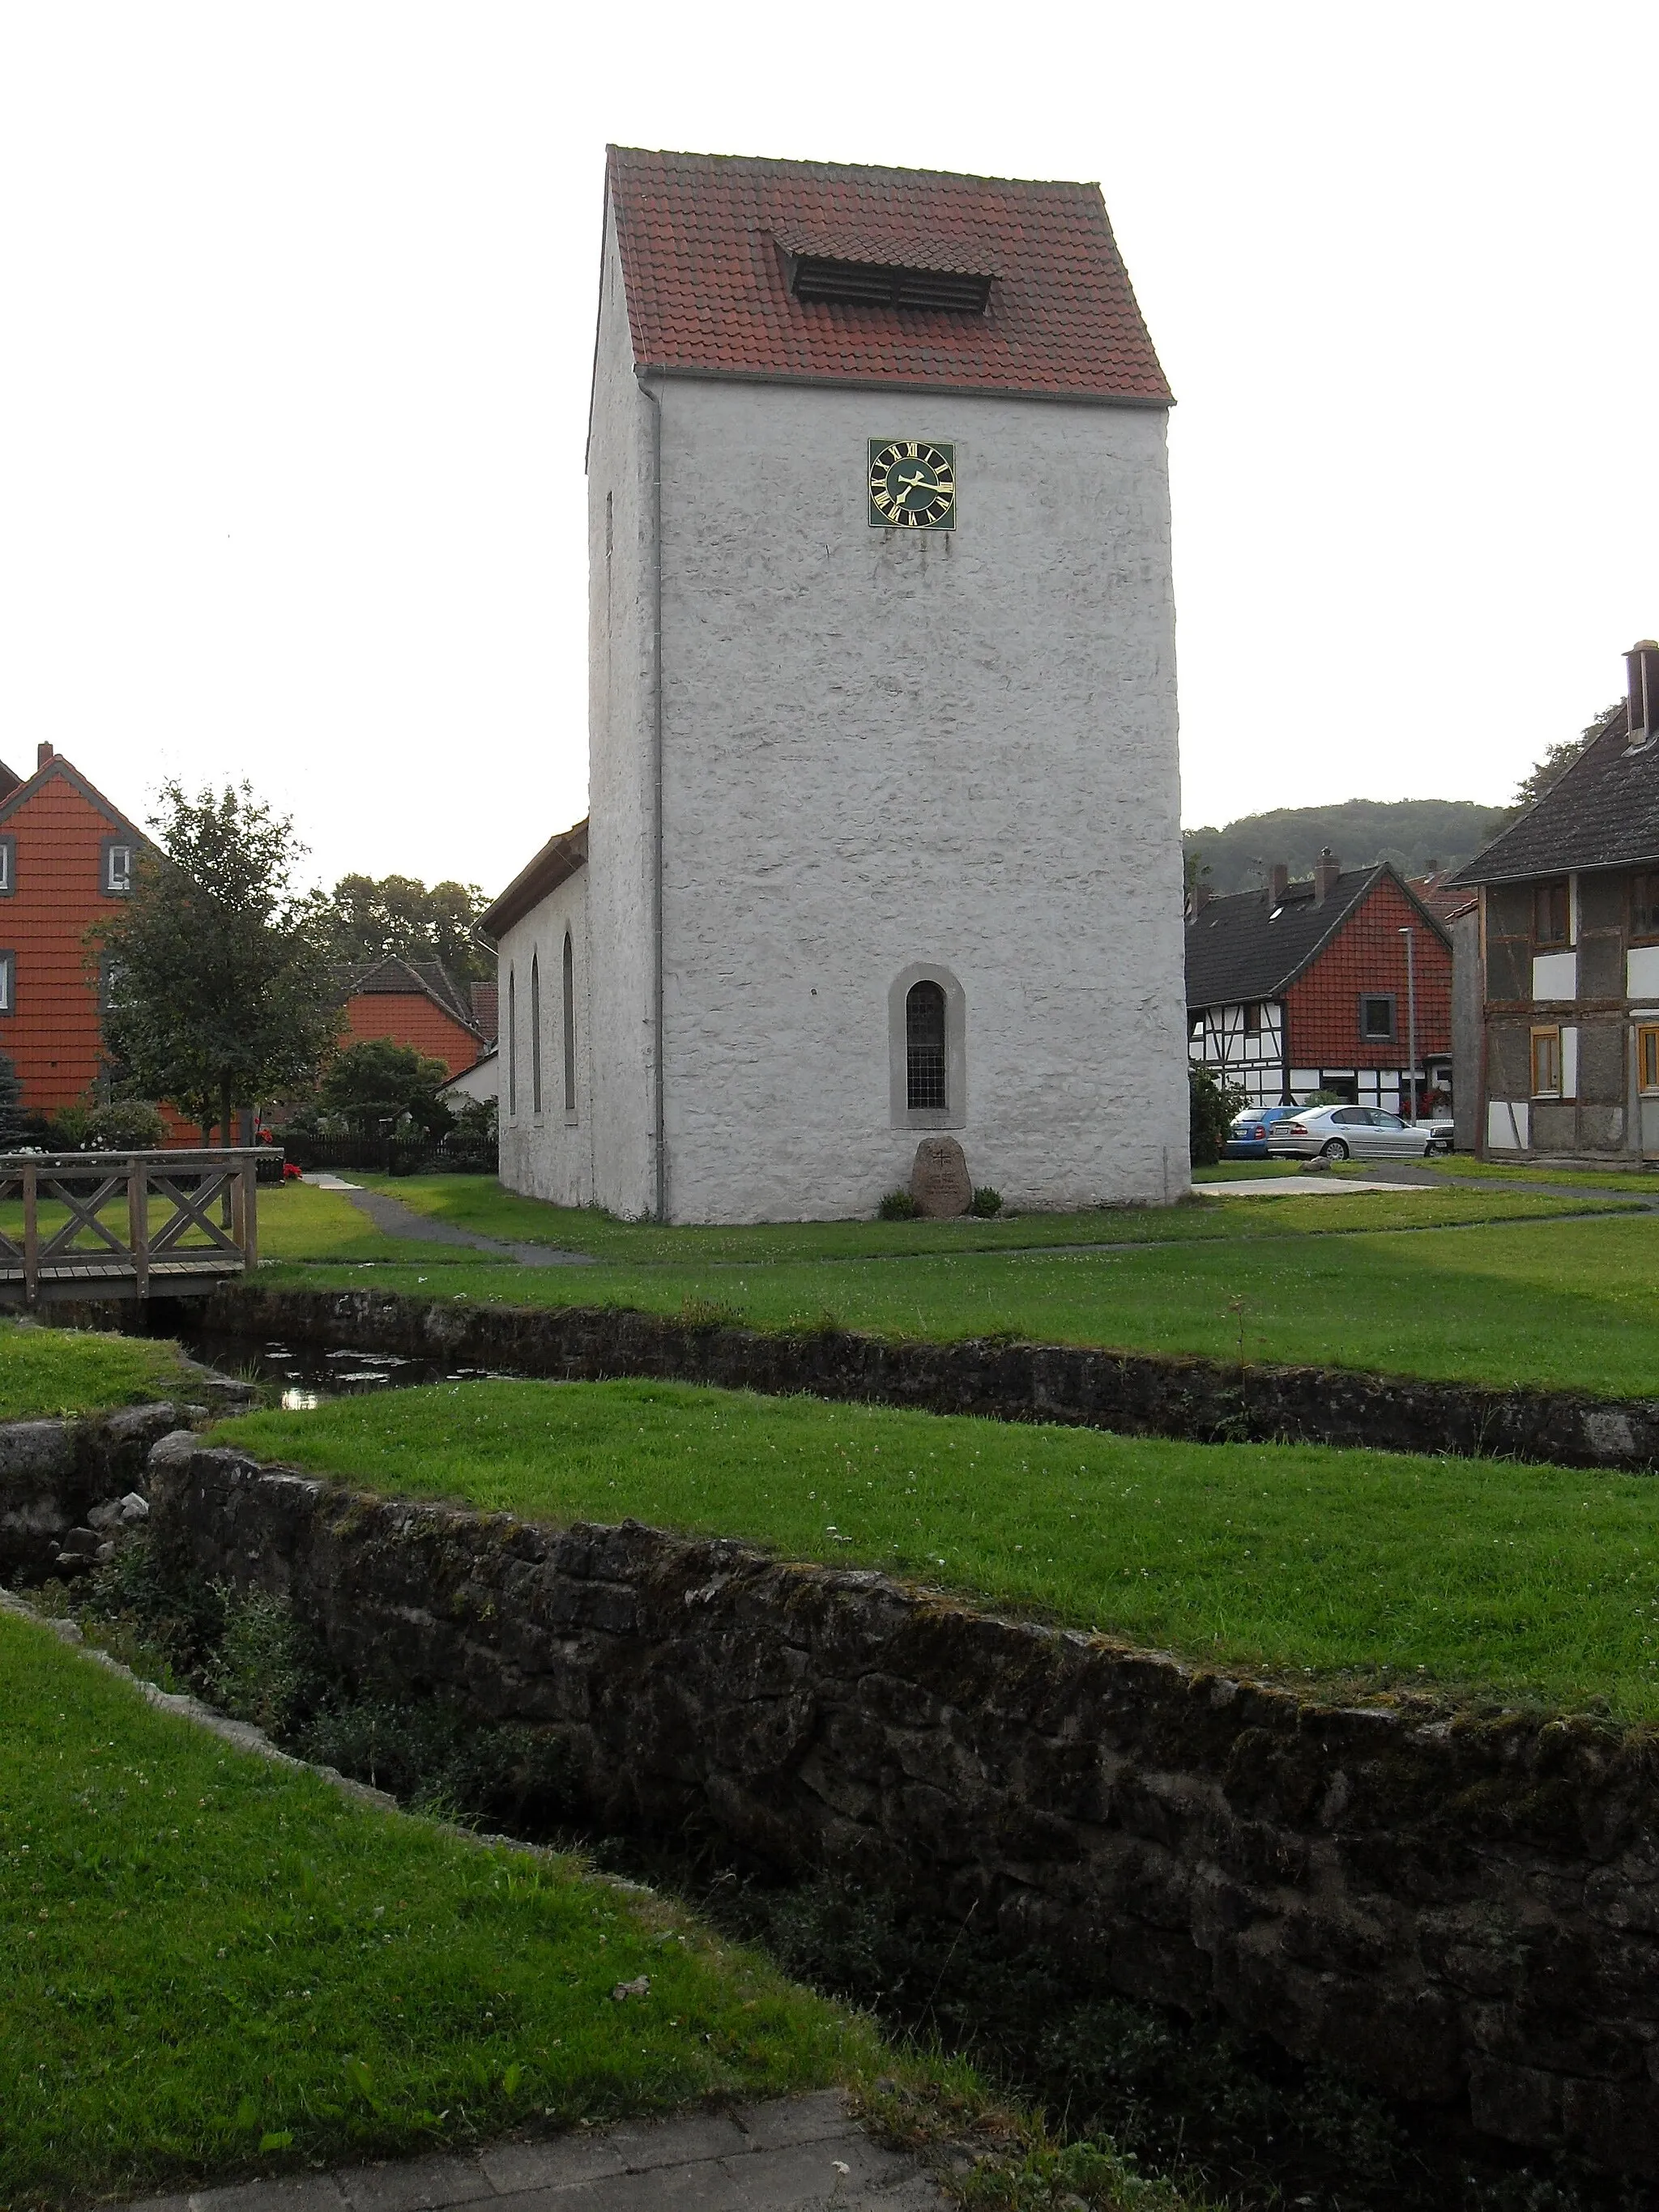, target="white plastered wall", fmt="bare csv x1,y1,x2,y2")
497,867,593,1208
640,373,1188,1221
